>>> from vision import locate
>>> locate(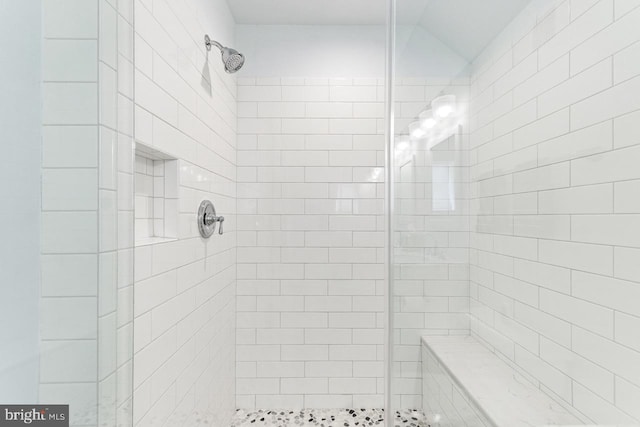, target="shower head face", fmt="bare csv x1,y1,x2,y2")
221,47,245,73
204,35,245,73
